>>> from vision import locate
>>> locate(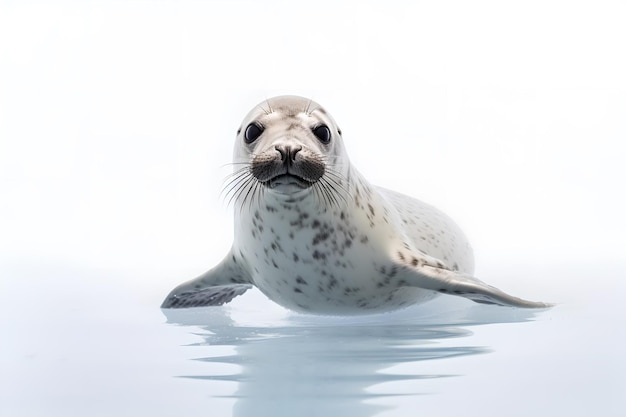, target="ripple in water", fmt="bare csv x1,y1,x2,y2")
163,294,544,417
